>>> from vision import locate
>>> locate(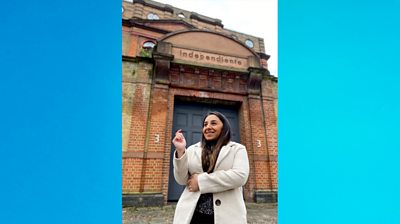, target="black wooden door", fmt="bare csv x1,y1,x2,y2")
168,101,240,201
